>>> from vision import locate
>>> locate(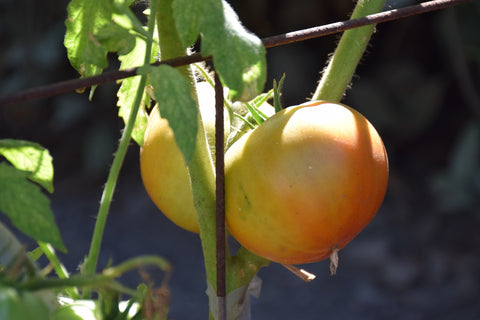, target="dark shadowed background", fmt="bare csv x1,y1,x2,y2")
1,0,480,319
